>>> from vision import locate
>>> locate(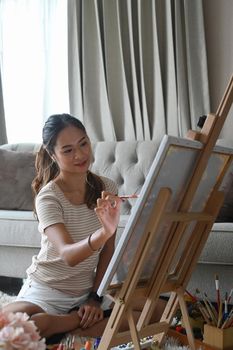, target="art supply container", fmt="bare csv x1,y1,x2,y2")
203,324,233,350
